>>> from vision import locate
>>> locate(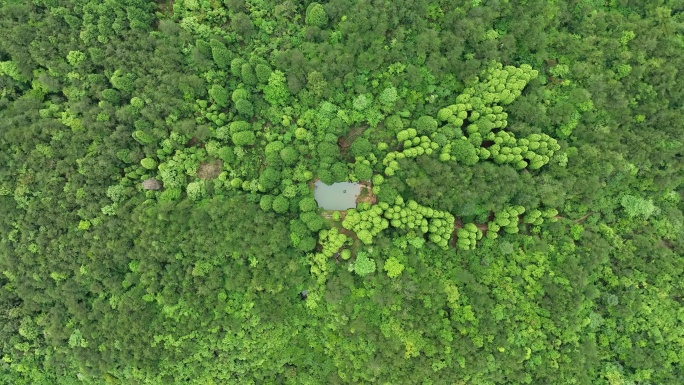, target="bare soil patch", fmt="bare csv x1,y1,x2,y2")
338,125,367,149
197,160,223,180
355,180,377,205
